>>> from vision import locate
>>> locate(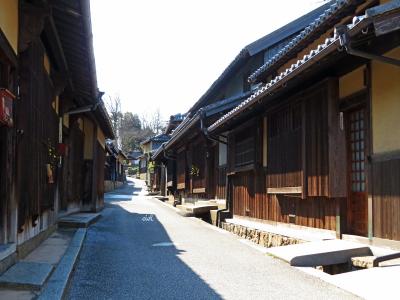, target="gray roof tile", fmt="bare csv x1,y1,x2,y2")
248,0,356,84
